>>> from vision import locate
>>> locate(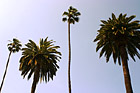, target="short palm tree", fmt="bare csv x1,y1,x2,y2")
19,37,61,93
62,6,81,93
94,13,140,93
0,38,22,93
